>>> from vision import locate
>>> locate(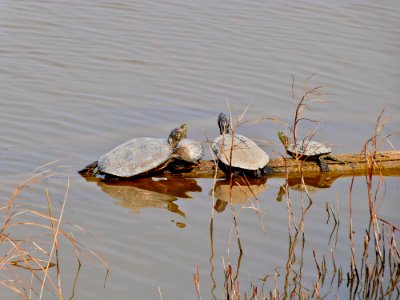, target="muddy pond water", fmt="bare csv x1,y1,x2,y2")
1,1,399,299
